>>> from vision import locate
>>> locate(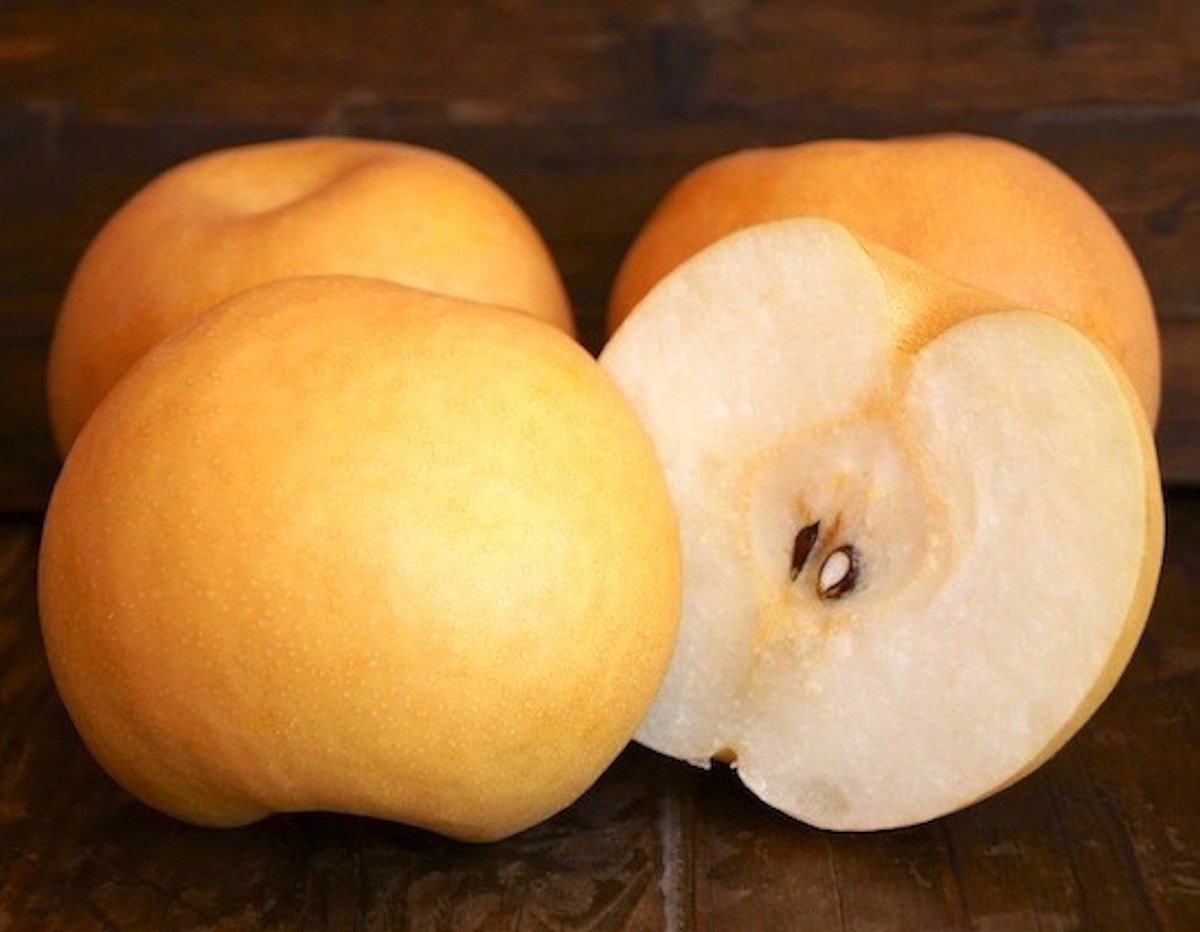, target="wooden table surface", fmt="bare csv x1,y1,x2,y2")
3,3,1200,929
0,497,1196,930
